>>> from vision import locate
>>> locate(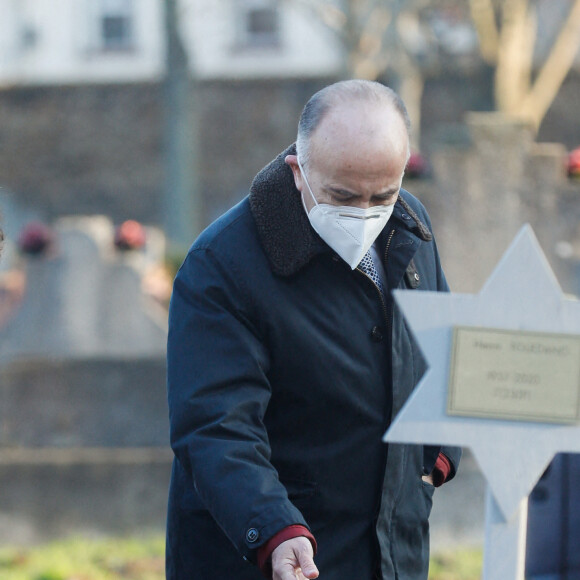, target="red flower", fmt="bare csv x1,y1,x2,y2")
114,220,147,251
17,221,54,255
405,152,431,179
568,147,580,178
